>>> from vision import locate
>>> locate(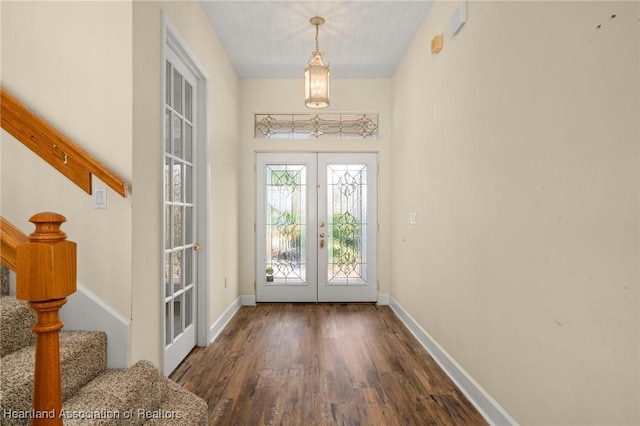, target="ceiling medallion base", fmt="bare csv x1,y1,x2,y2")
310,16,325,26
